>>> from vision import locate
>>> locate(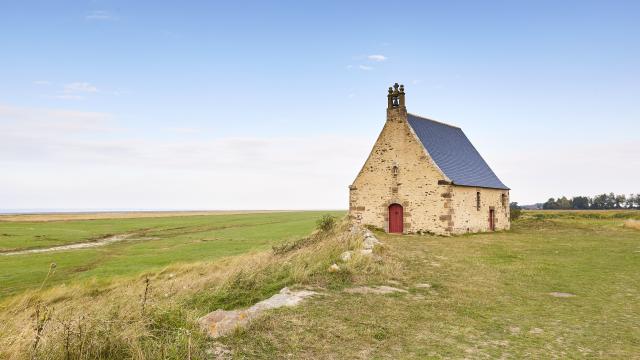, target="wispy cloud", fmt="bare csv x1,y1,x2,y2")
85,10,115,21
54,94,85,100
33,80,51,86
358,65,374,71
64,82,98,94
53,82,99,100
367,54,387,62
